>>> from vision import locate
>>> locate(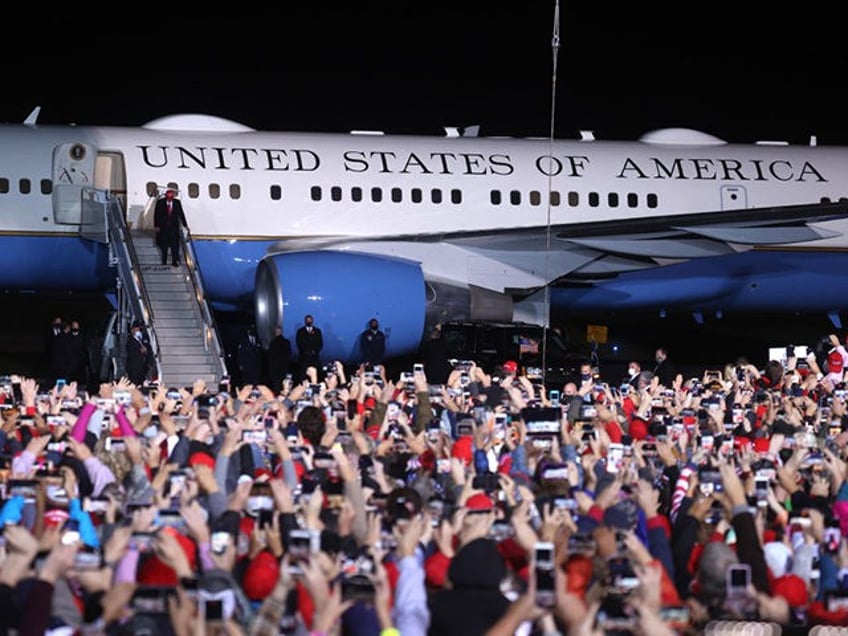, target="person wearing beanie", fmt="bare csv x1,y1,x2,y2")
427,537,511,635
